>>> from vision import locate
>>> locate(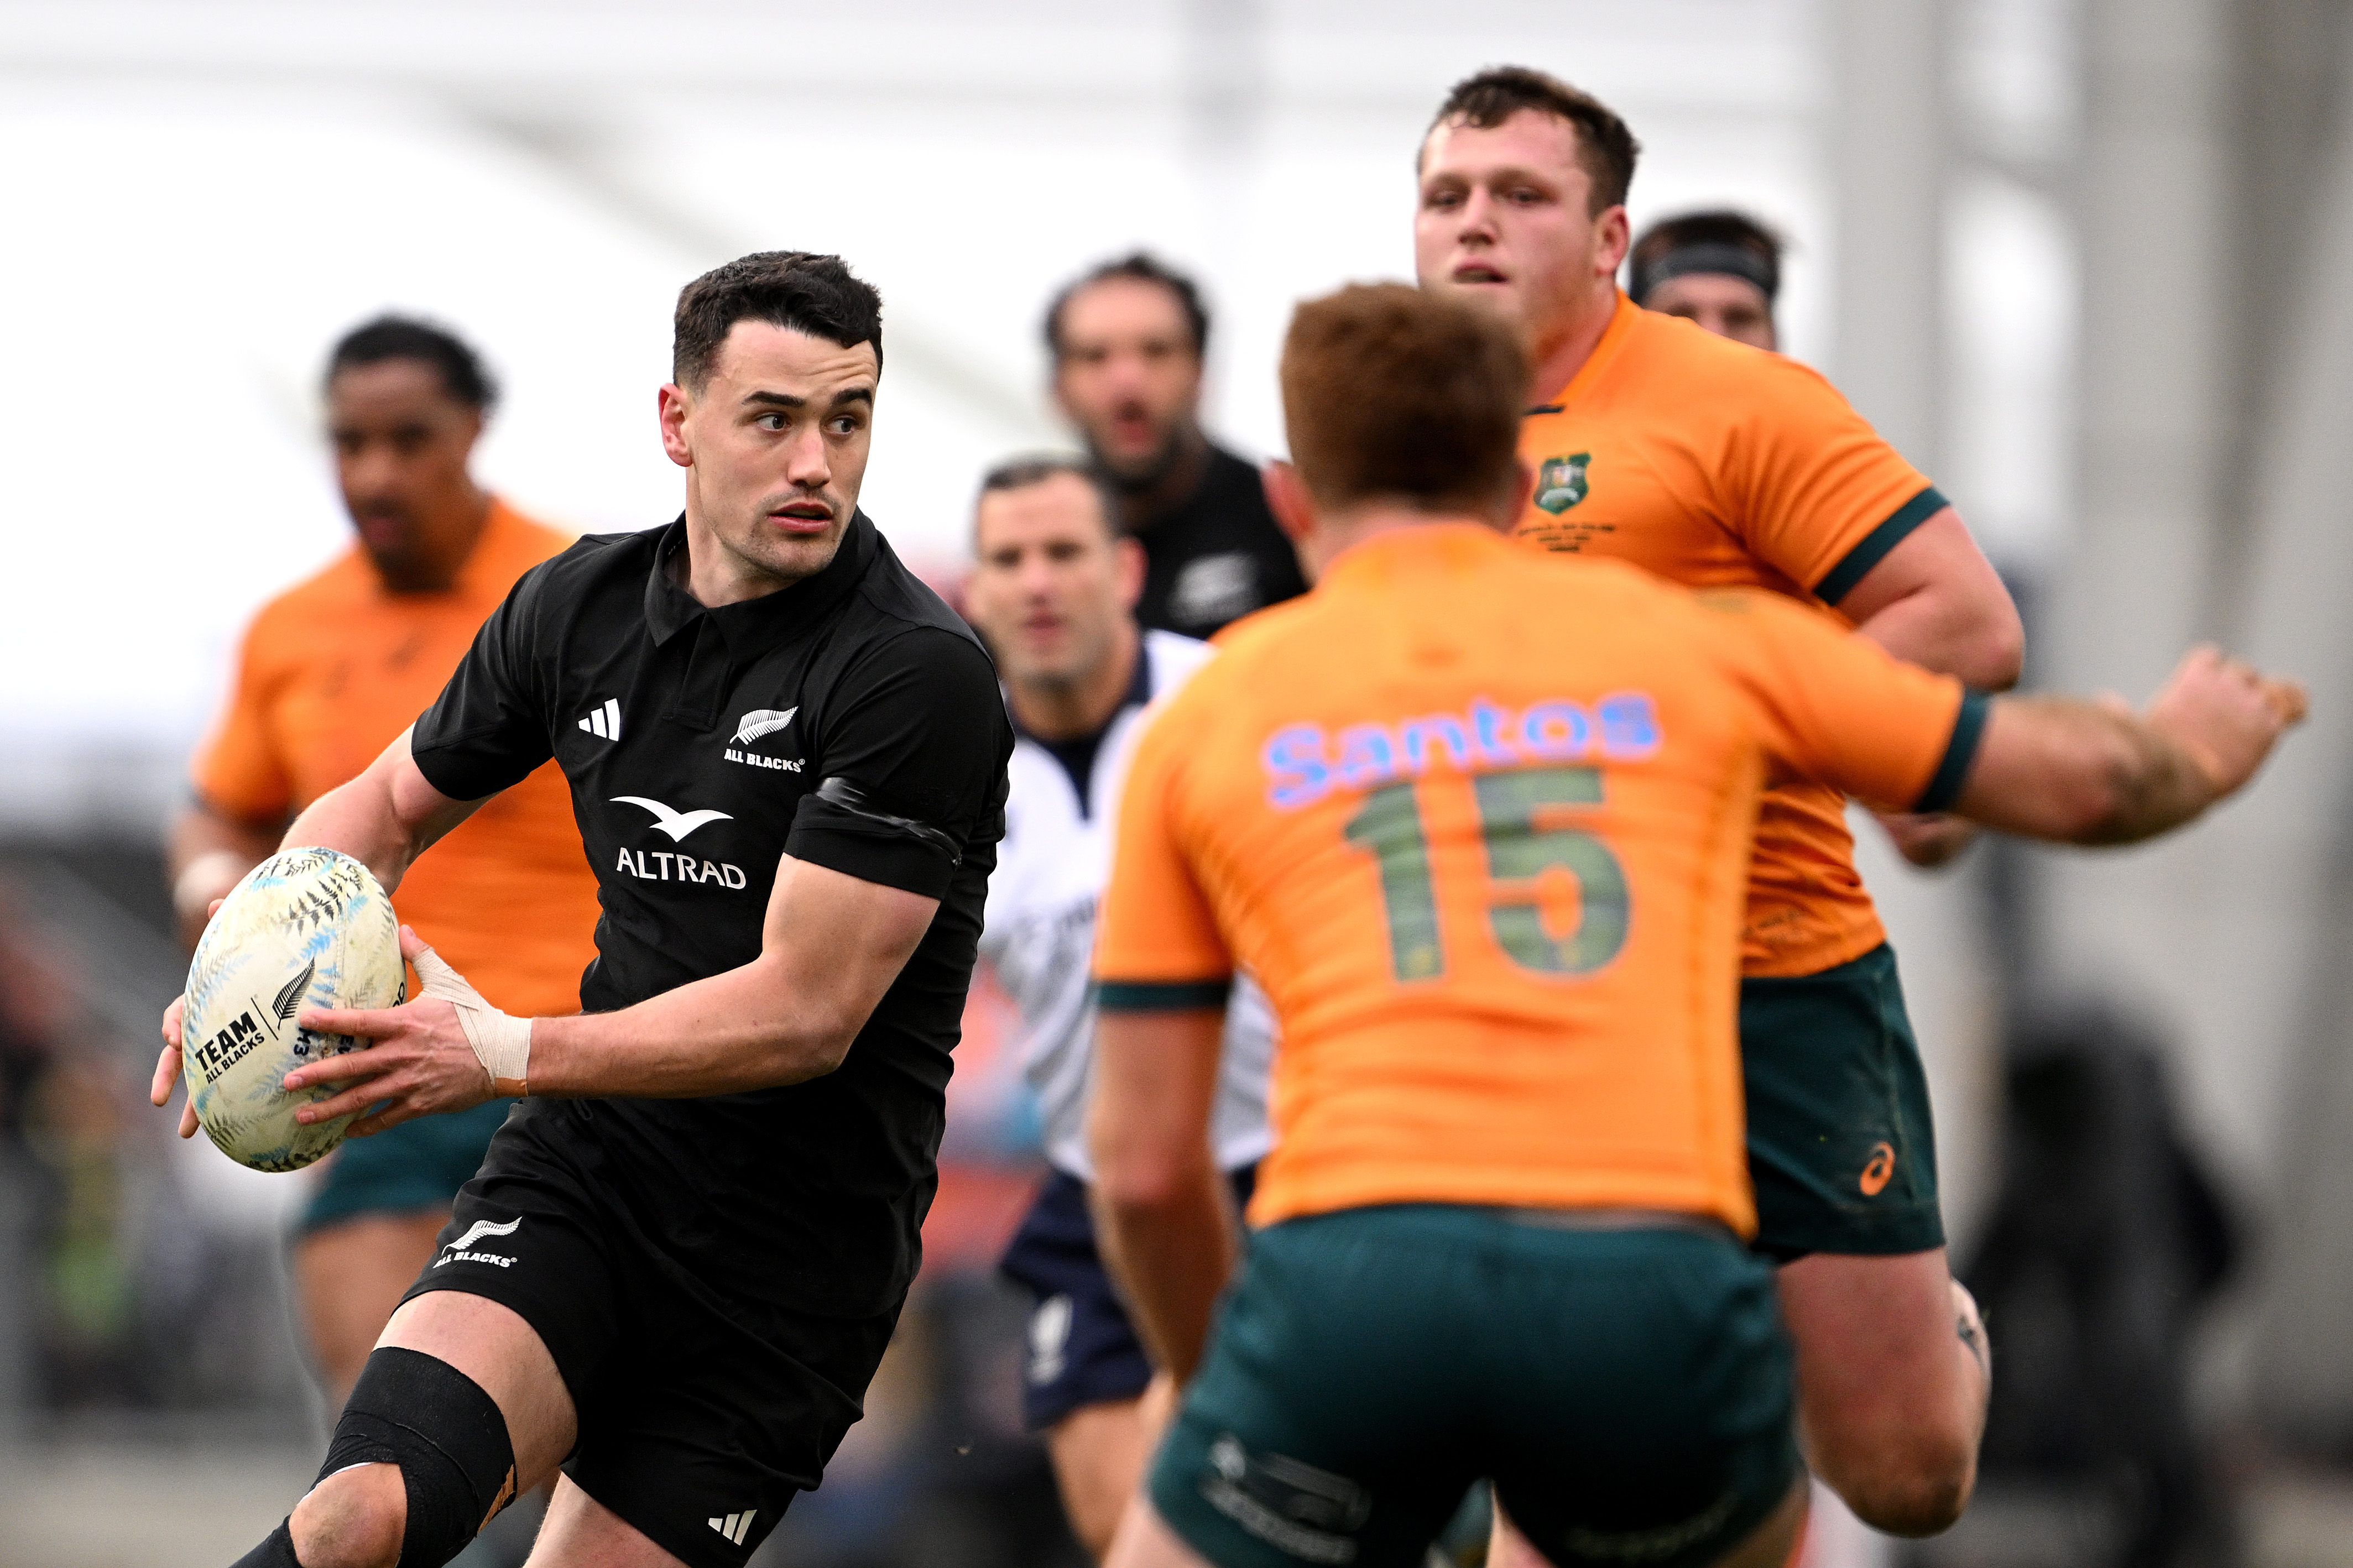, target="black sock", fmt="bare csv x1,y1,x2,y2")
229,1518,304,1568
